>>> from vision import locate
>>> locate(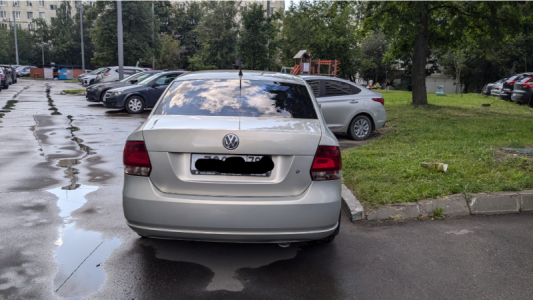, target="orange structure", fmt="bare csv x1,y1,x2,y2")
290,50,340,77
